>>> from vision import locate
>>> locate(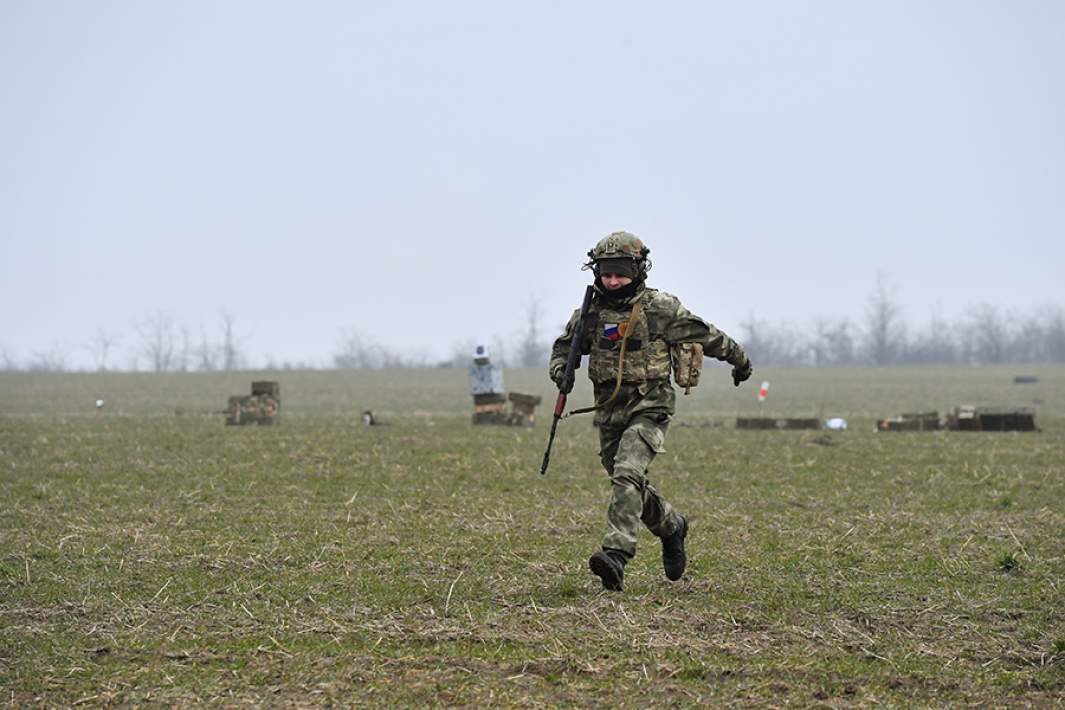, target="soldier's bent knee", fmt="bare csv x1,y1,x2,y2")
610,463,646,490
